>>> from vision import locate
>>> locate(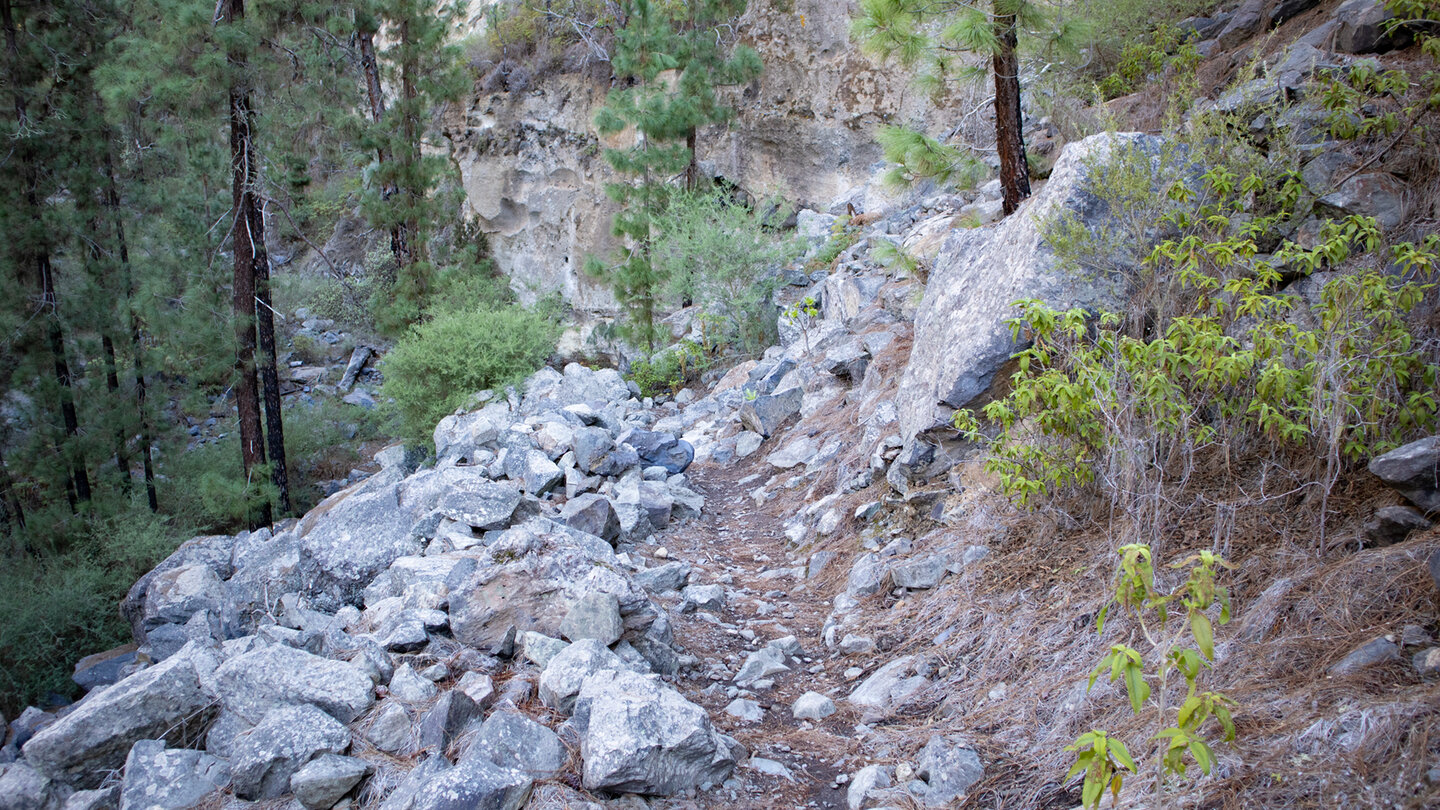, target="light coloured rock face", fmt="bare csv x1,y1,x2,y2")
446,0,977,320
894,132,1168,472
